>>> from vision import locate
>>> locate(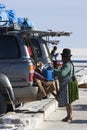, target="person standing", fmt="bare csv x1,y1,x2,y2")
51,46,59,61
51,46,62,69
54,48,78,122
